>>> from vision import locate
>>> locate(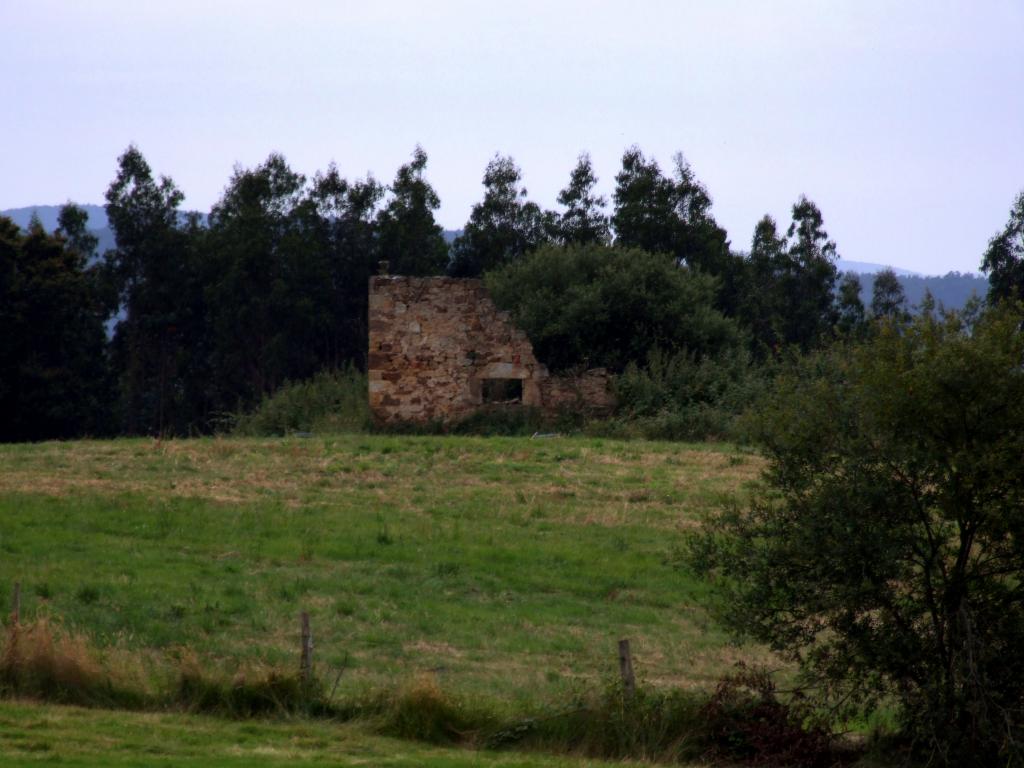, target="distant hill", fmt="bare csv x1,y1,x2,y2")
1,204,205,259
833,255,985,311
836,259,920,277
843,269,987,313
897,272,988,313
1,204,114,256
2,203,108,231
